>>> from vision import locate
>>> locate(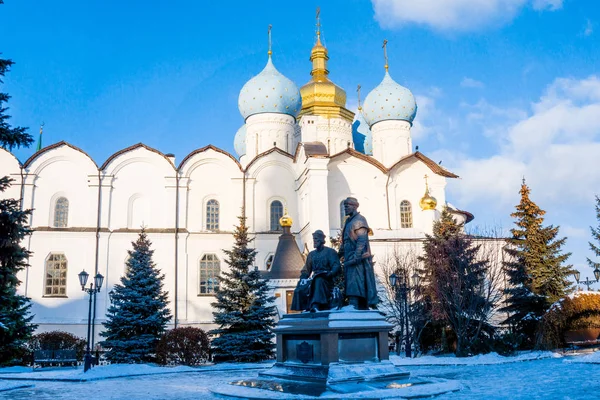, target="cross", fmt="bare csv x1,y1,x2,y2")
382,39,389,71
357,85,362,110
316,7,321,39
424,174,429,189
268,24,272,56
